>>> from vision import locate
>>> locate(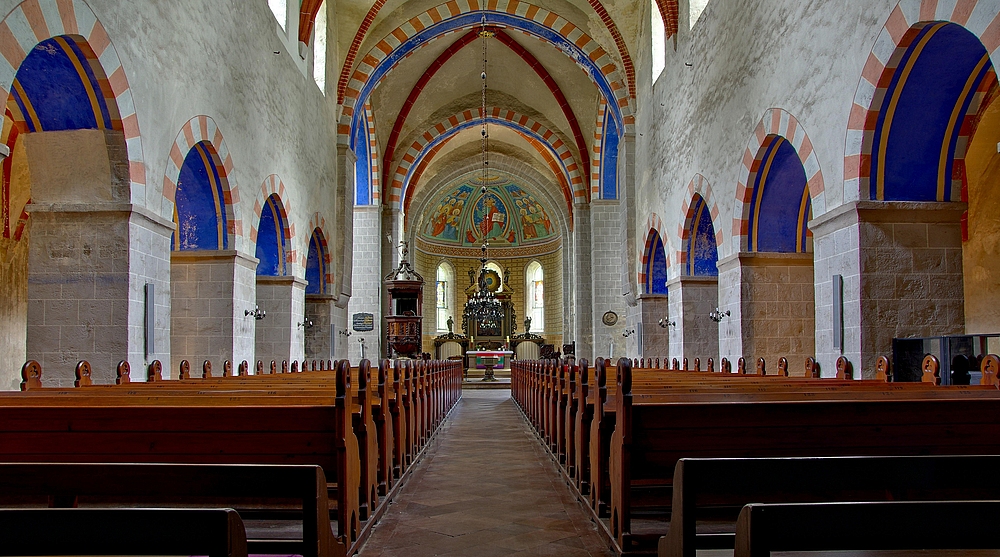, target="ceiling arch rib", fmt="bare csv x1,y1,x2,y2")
391,107,584,212
380,27,591,200
340,4,634,147
335,0,636,106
